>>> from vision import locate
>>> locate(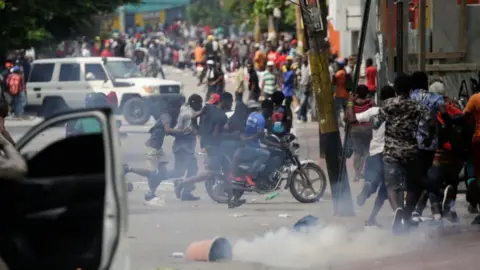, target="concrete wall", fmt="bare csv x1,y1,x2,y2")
431,0,480,98
329,0,363,57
